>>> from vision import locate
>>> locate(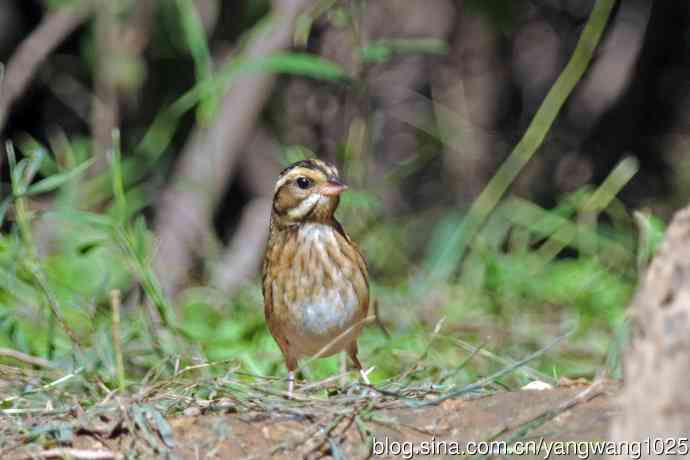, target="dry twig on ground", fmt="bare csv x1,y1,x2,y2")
0,348,55,369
